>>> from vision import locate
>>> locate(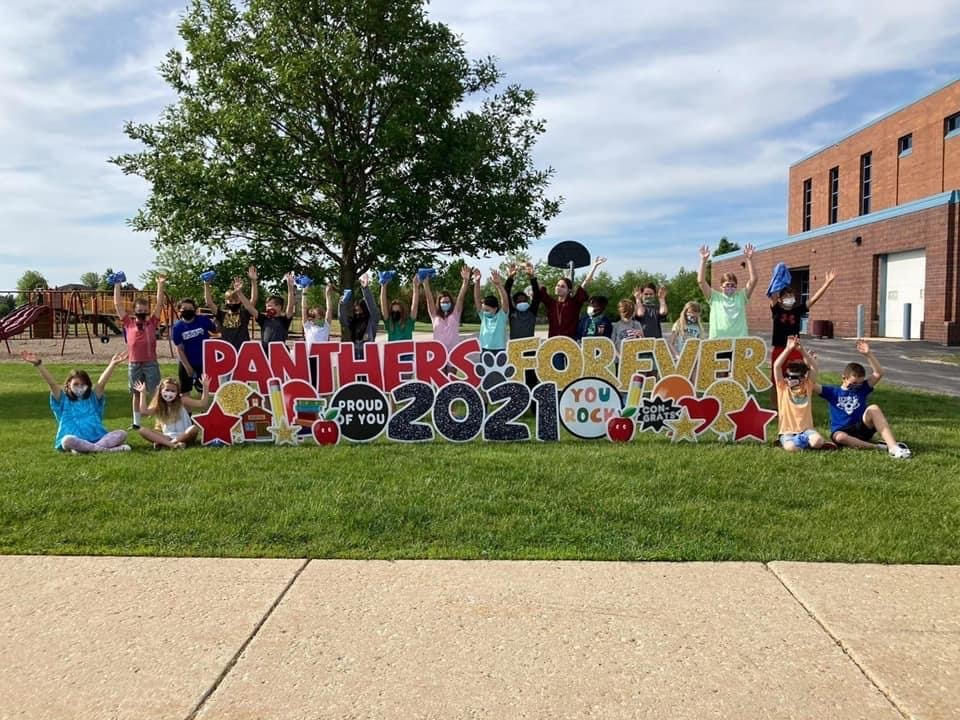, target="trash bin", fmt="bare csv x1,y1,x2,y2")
810,319,833,339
